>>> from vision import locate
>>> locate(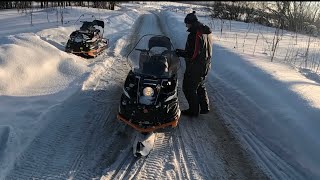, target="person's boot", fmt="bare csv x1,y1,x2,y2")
200,109,210,114
181,109,199,117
